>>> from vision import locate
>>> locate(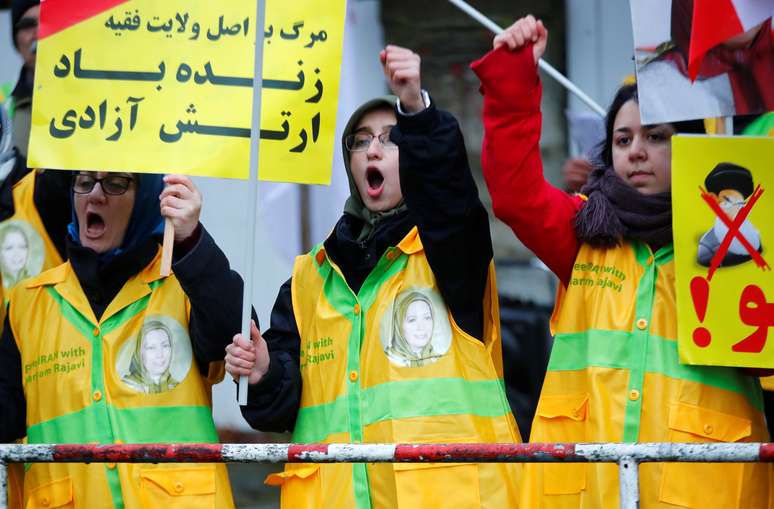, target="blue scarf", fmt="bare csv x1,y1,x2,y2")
68,173,165,264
